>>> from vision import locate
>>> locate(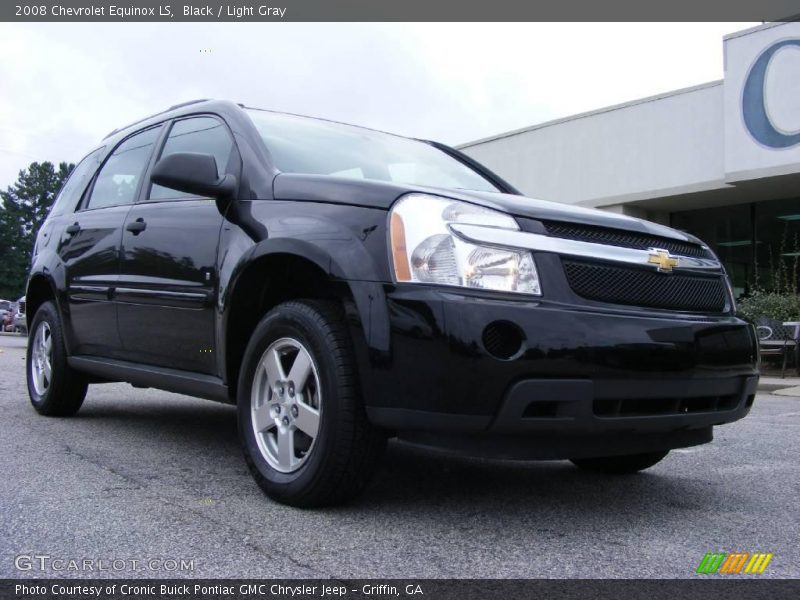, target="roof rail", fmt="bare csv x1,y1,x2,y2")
102,98,211,140
166,98,210,111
